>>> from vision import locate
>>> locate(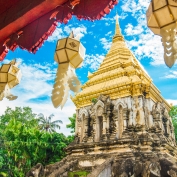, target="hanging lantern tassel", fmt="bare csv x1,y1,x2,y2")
146,1,177,67
51,31,85,109
0,59,22,101
161,25,177,68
